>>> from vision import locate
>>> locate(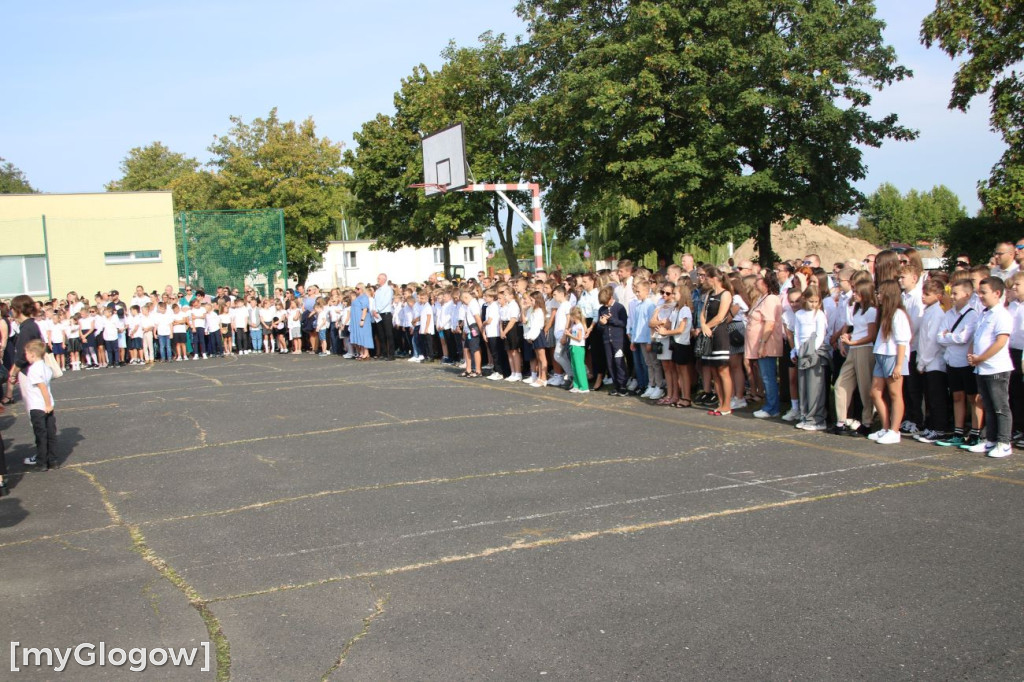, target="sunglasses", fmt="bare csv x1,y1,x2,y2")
956,261,970,267
1016,244,1024,250
661,290,673,295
